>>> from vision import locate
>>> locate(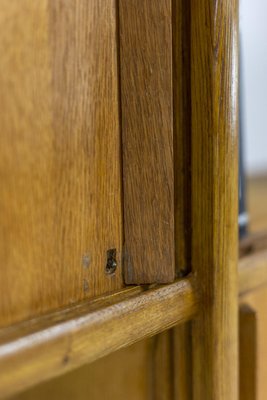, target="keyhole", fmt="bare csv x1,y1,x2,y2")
106,248,117,274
